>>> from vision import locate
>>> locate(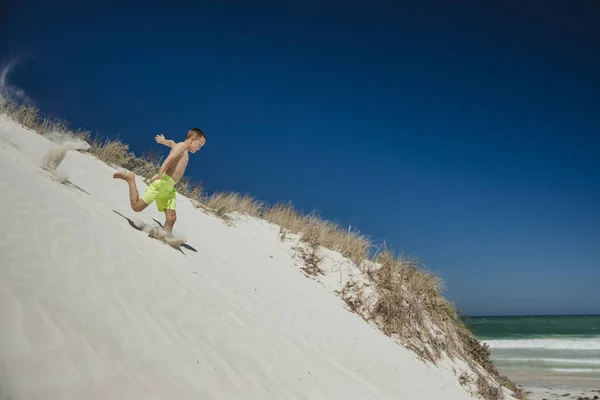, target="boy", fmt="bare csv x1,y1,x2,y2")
113,128,206,237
